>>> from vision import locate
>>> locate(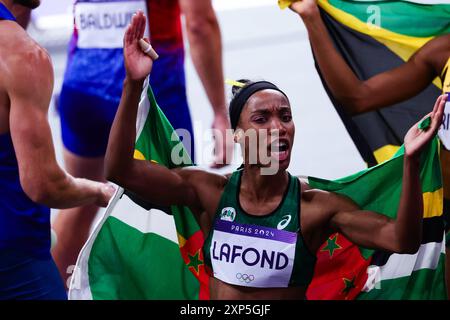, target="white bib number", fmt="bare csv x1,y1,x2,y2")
210,220,297,288
75,0,149,49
